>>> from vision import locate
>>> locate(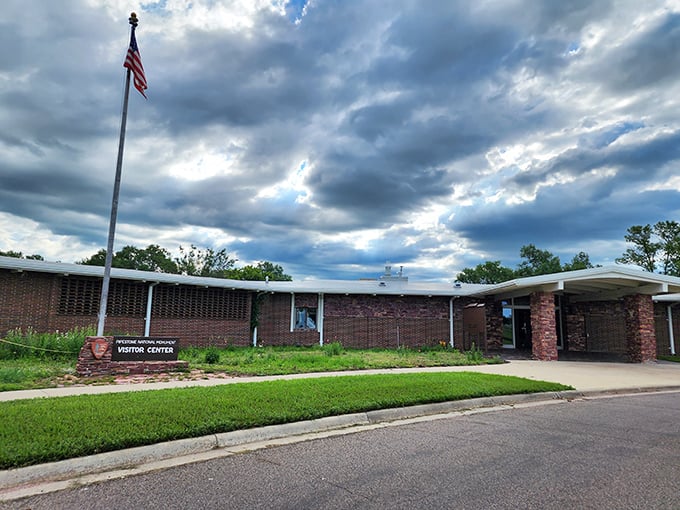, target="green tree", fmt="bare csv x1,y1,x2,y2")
515,244,562,277
174,245,237,277
654,220,680,276
615,224,658,272
227,261,293,281
456,260,515,284
457,245,596,283
616,221,680,275
0,250,44,260
79,245,177,273
79,249,107,266
562,251,594,272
